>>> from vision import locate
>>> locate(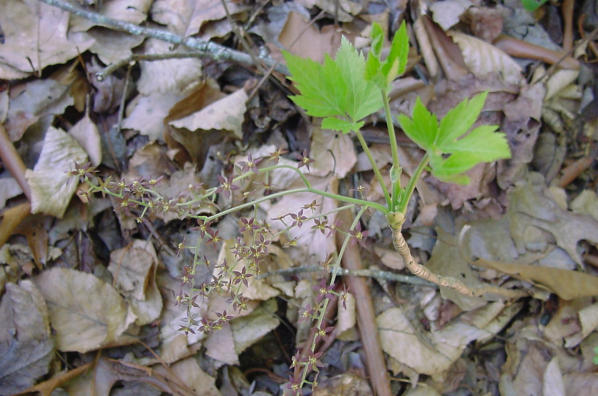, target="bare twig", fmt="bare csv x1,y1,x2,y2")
336,209,392,396
0,125,32,201
37,0,287,74
562,0,574,53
